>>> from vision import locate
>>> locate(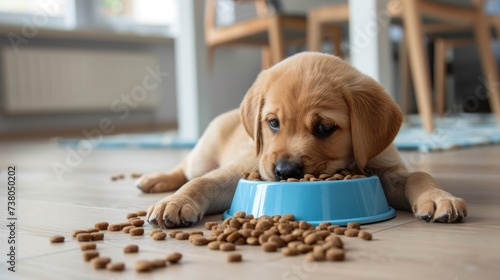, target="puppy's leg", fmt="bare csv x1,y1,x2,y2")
370,146,467,223
405,172,467,223
146,163,250,228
